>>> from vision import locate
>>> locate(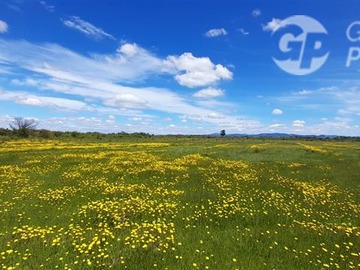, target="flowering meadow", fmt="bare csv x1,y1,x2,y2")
0,138,359,269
